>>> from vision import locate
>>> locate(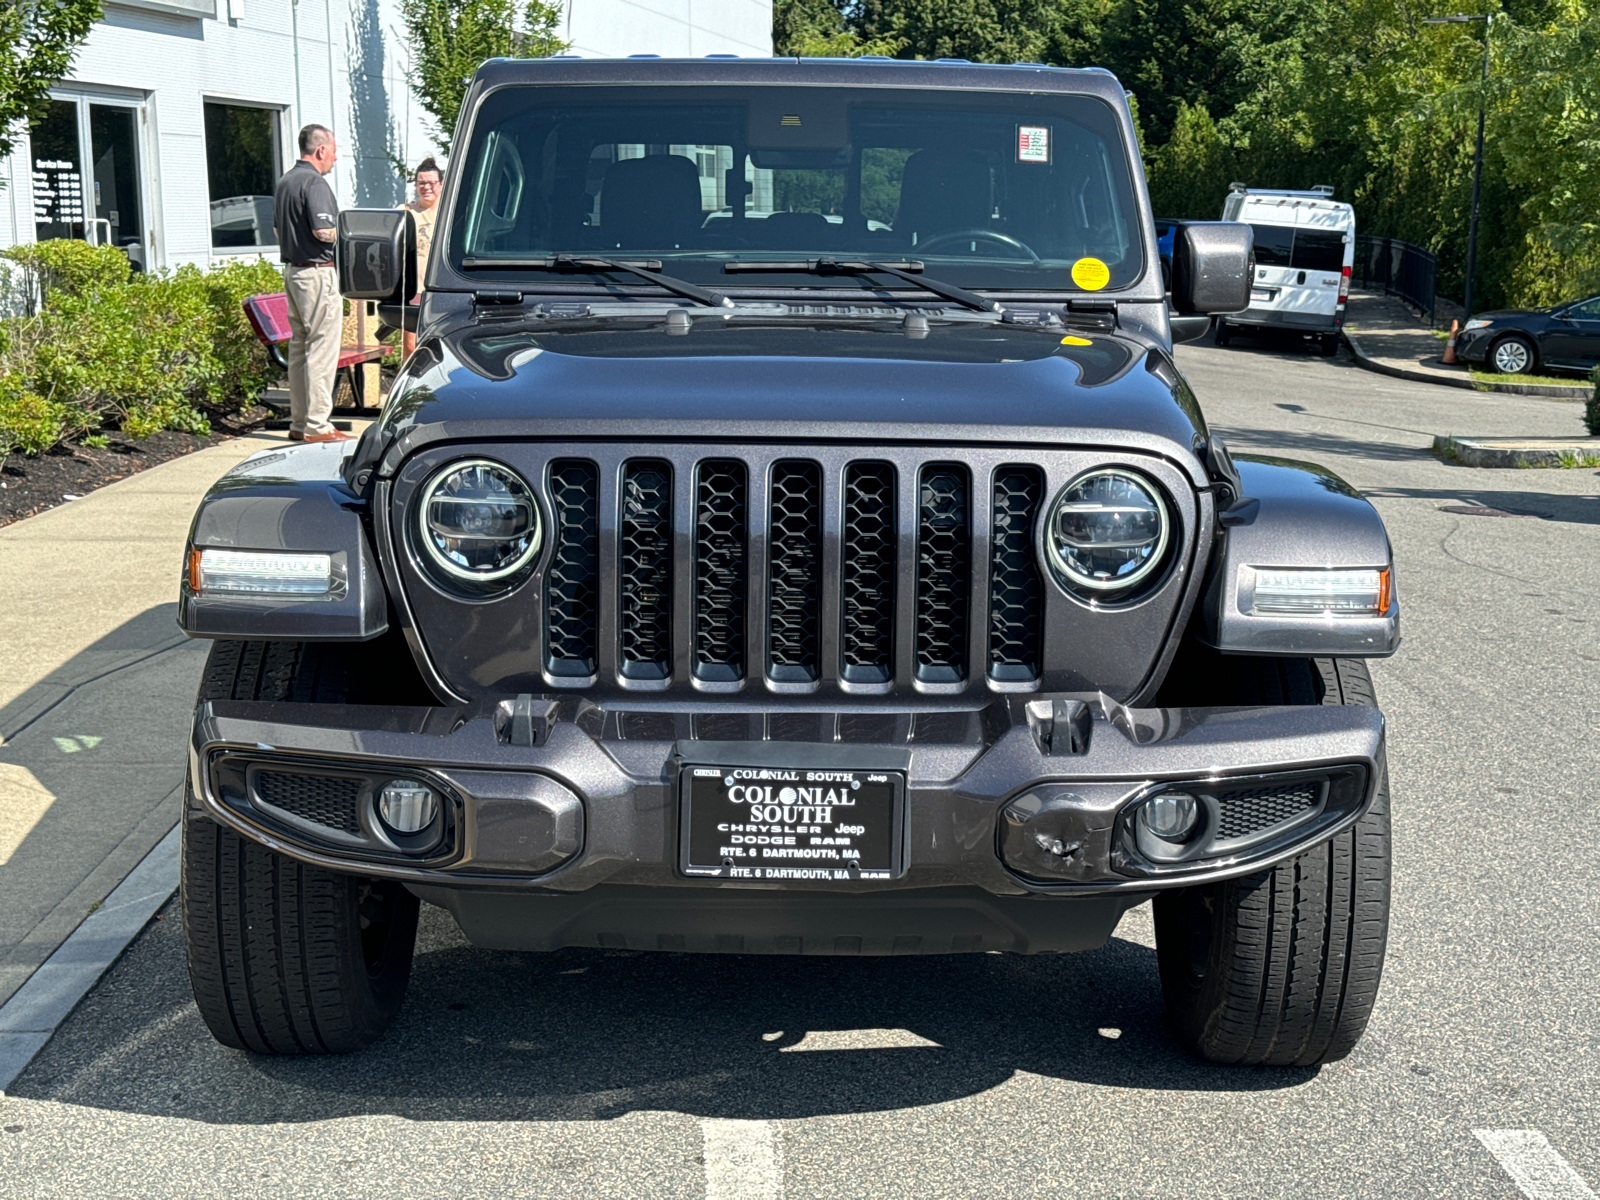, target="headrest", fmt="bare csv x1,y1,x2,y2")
895,149,993,243
759,210,831,249
600,154,704,249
